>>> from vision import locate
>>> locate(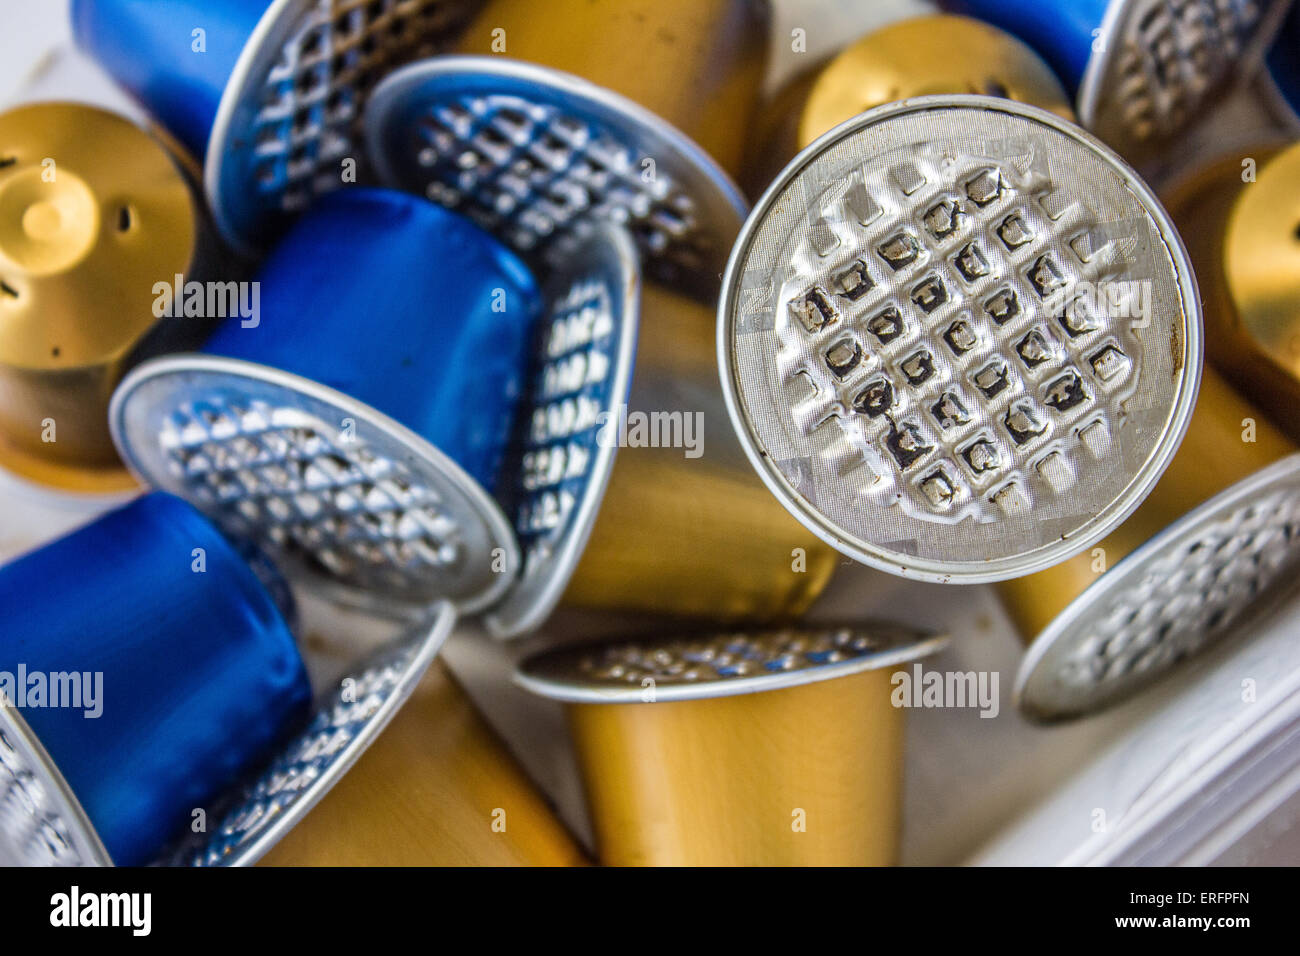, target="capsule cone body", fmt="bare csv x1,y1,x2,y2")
455,0,768,177
518,626,947,866
260,660,588,866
